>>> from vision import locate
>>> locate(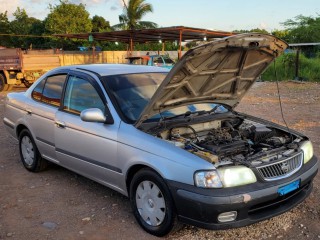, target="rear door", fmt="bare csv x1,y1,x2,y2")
54,71,121,189
27,72,67,163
